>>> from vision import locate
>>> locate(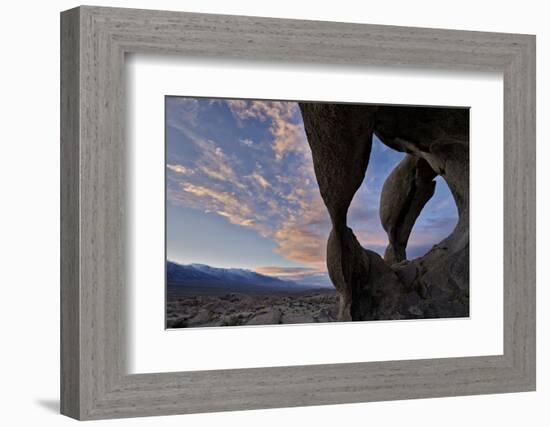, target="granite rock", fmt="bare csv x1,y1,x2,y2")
298,103,469,320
